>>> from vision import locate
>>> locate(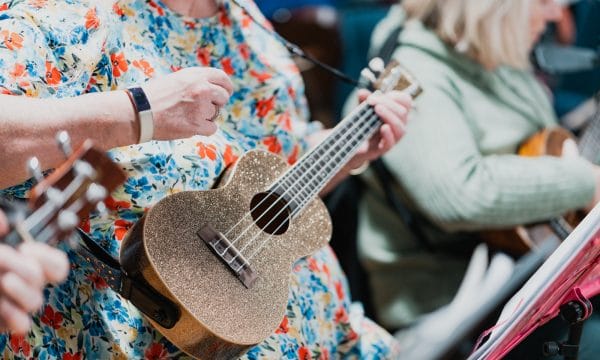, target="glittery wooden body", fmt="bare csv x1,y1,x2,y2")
120,150,332,359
